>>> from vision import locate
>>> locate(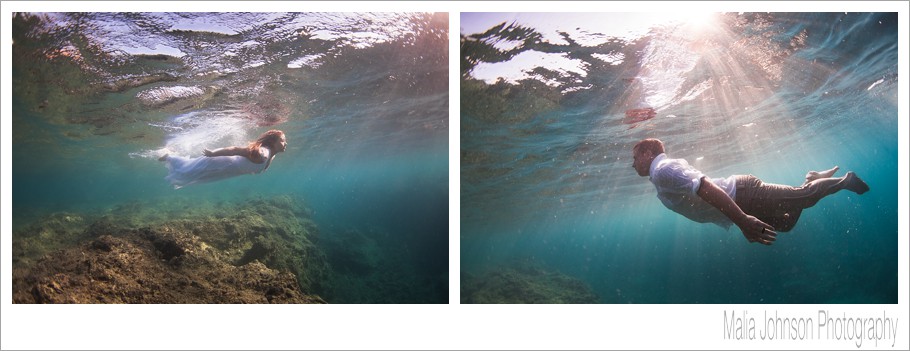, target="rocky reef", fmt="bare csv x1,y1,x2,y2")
12,195,329,304
461,259,599,304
